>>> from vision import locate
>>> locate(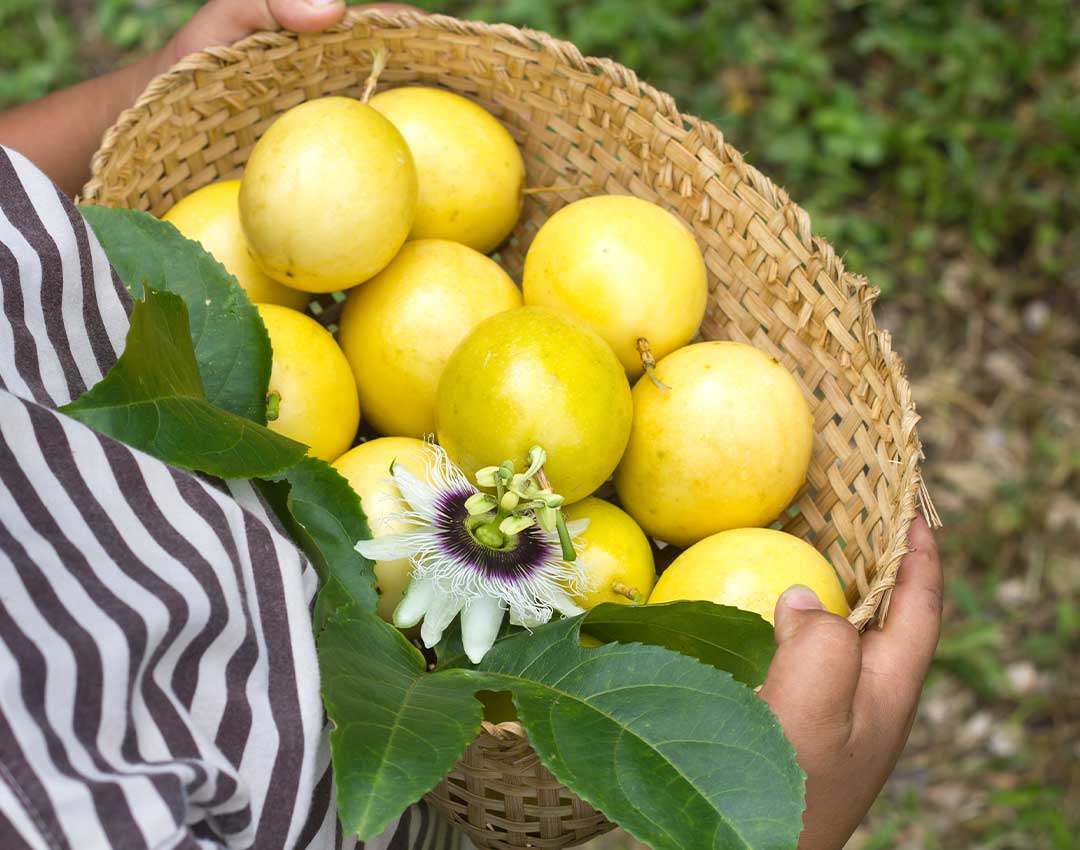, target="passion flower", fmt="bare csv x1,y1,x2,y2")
355,443,590,662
